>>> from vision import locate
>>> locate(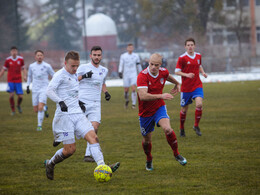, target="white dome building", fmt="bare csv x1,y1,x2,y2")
84,13,118,50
